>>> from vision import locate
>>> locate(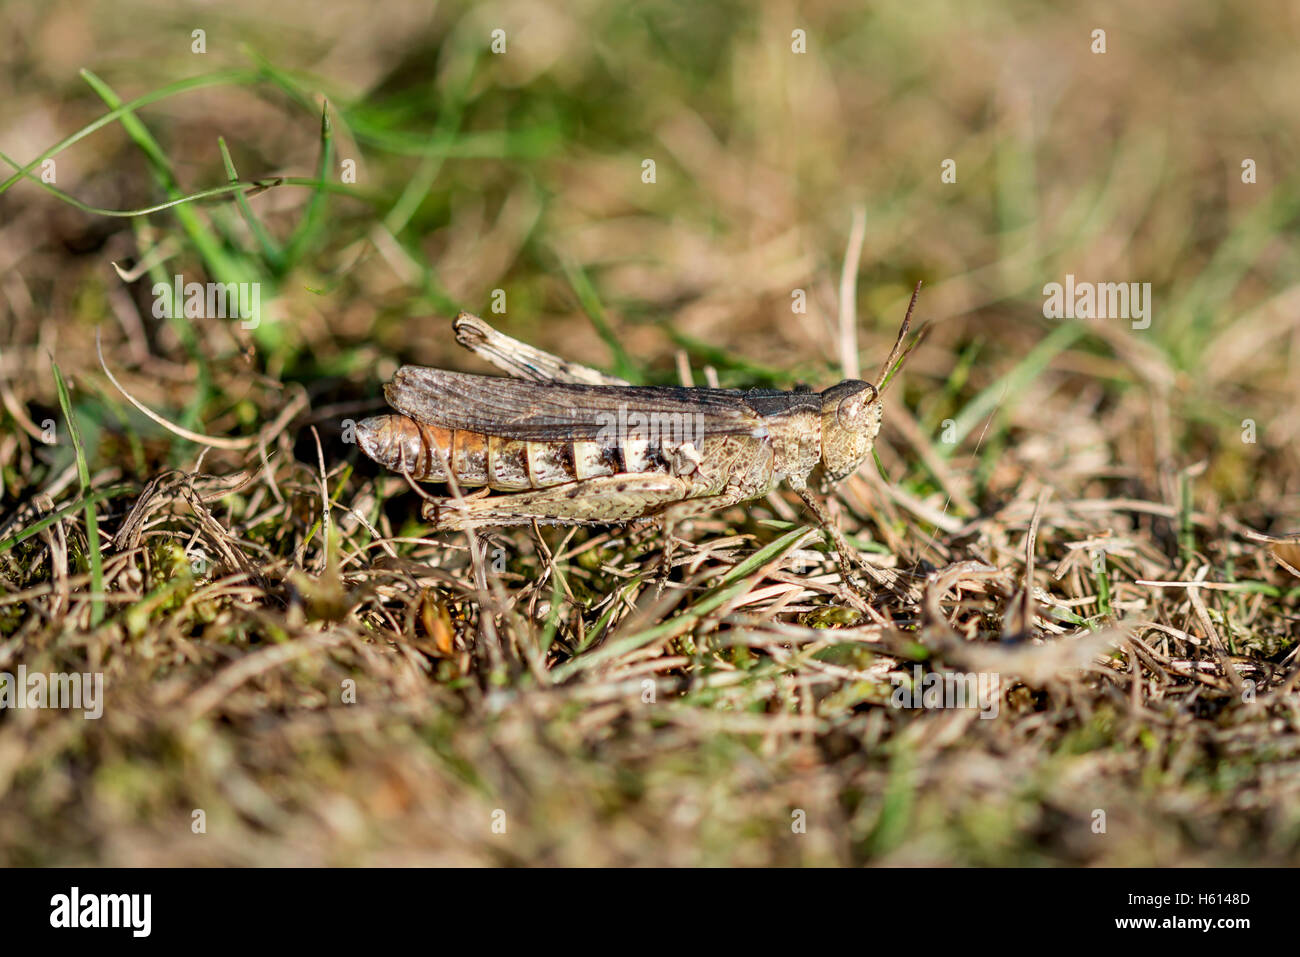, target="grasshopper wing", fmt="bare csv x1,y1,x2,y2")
384,368,770,442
